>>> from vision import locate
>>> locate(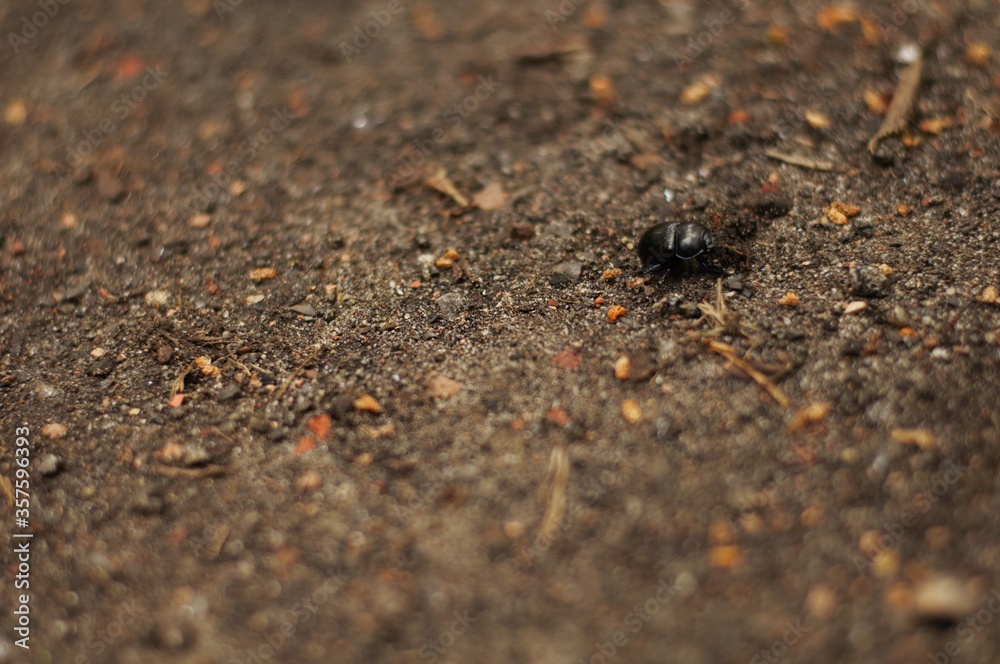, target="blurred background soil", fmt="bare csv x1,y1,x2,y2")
1,0,1000,662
